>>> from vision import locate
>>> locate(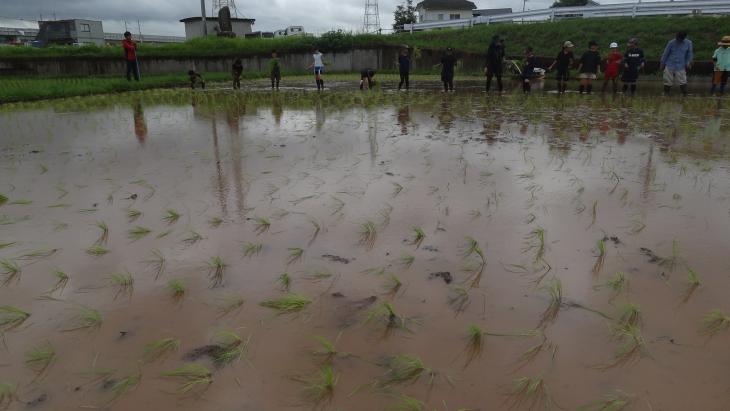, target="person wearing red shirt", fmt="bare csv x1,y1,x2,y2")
602,42,622,93
122,31,139,81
